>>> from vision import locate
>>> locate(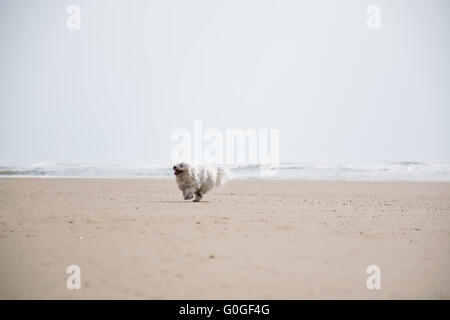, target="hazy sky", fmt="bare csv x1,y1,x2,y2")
1,0,449,166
